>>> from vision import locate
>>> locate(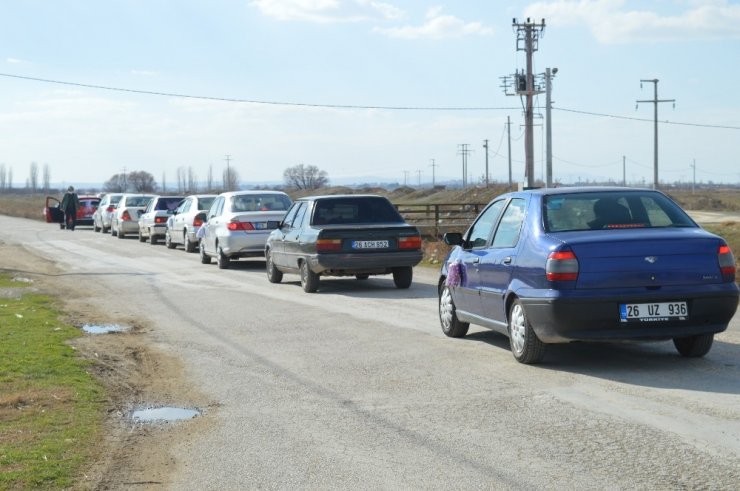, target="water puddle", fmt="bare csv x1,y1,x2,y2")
80,324,129,334
132,406,200,422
